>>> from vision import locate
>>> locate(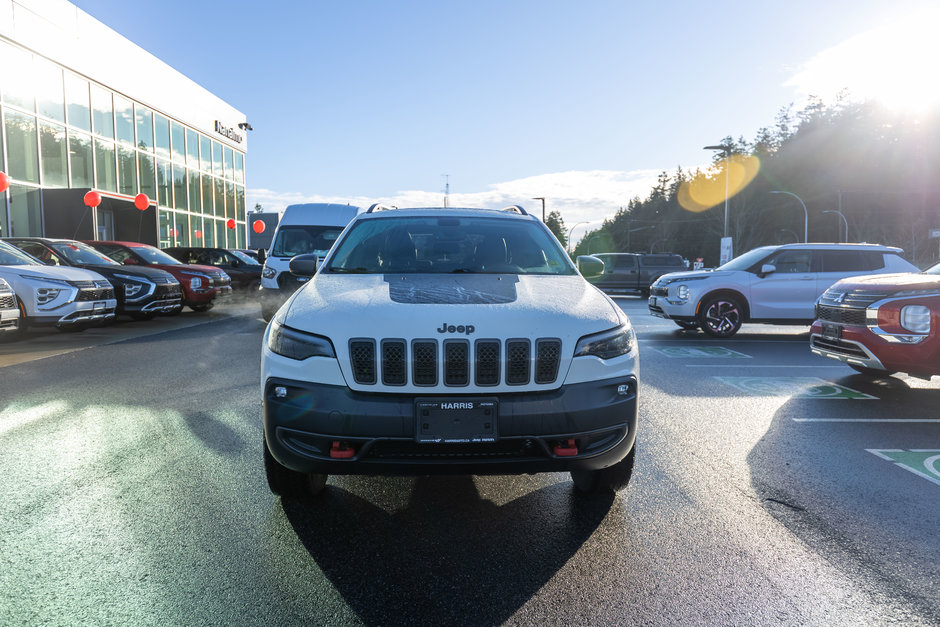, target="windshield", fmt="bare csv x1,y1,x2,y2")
271,225,345,258
51,241,120,266
0,240,42,266
229,249,261,265
925,262,940,275
134,246,182,265
716,246,775,272
326,215,577,275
